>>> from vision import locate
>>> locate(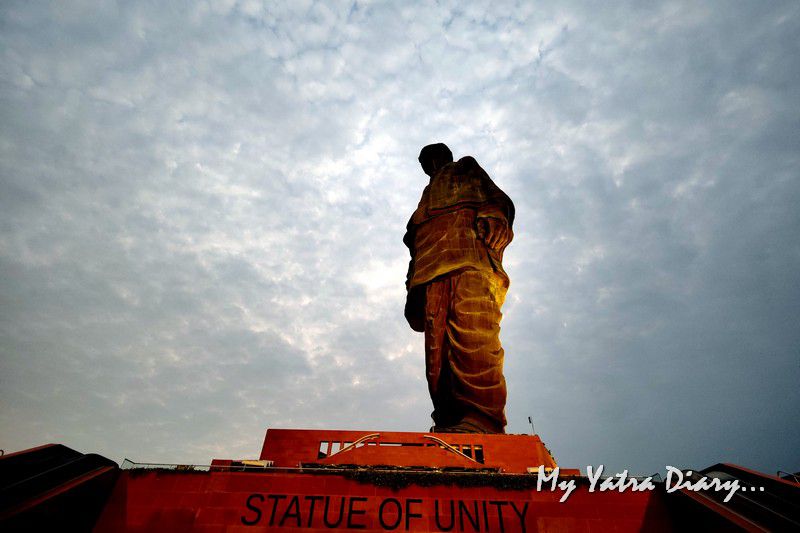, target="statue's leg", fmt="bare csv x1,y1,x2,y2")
446,269,507,433
424,275,463,429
